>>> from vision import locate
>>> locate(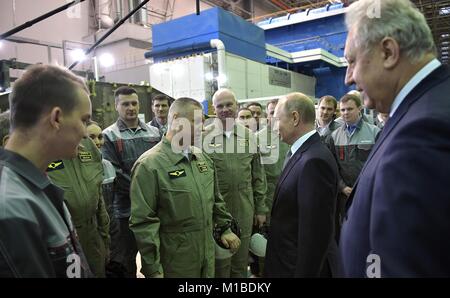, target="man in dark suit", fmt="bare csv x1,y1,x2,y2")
340,0,450,277
264,92,340,278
